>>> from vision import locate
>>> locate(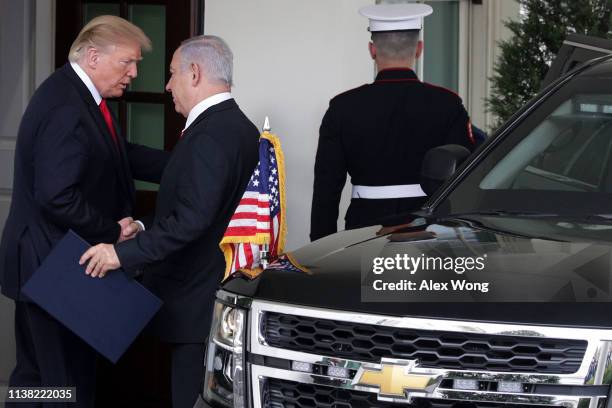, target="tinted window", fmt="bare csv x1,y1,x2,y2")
481,95,612,192
437,67,612,216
